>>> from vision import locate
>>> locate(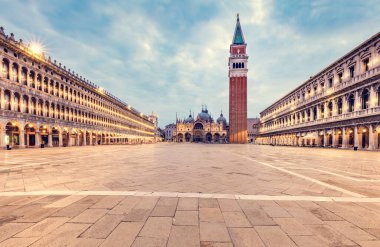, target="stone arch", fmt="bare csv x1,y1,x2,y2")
5,121,21,147
51,126,61,147
361,88,370,109
39,125,50,146
206,132,212,143
21,67,28,85
11,62,19,82
2,58,10,79
177,133,184,142
214,133,220,143
185,132,191,142
358,125,369,149
348,94,355,112
24,122,38,147
14,92,21,112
